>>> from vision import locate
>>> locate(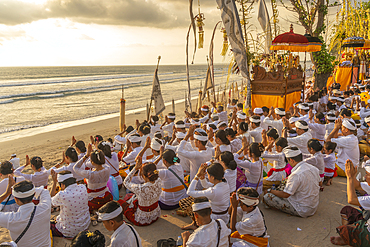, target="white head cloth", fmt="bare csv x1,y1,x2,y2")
307,102,314,106
151,138,163,151
217,122,227,128
175,123,186,128
238,194,259,206
12,186,35,199
250,117,261,123
237,112,247,119
194,134,208,142
57,173,74,183
275,108,285,115
192,201,211,212
176,132,186,139
0,241,17,247
11,154,16,157
253,108,263,114
337,97,345,102
365,116,370,123
211,114,219,120
191,119,200,126
298,104,309,110
295,121,308,130
288,132,298,137
342,118,356,130
327,115,336,121
207,124,216,131
201,107,209,112
128,135,141,143
98,206,123,221
283,146,302,158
